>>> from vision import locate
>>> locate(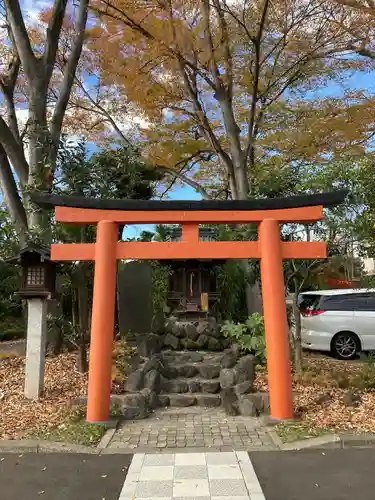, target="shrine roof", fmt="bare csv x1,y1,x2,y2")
31,190,348,212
